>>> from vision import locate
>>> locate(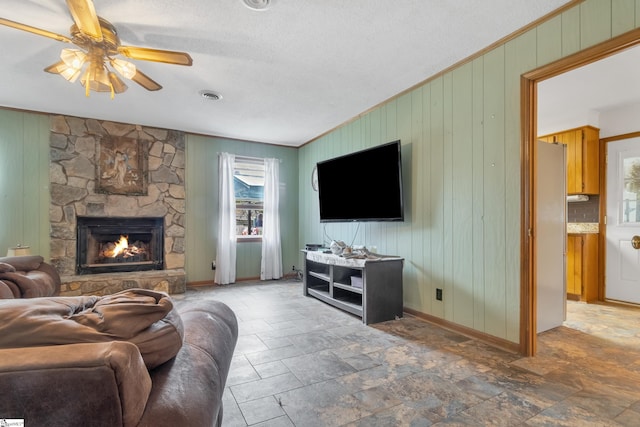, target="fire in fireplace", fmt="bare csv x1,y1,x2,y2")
100,235,149,263
76,216,164,275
